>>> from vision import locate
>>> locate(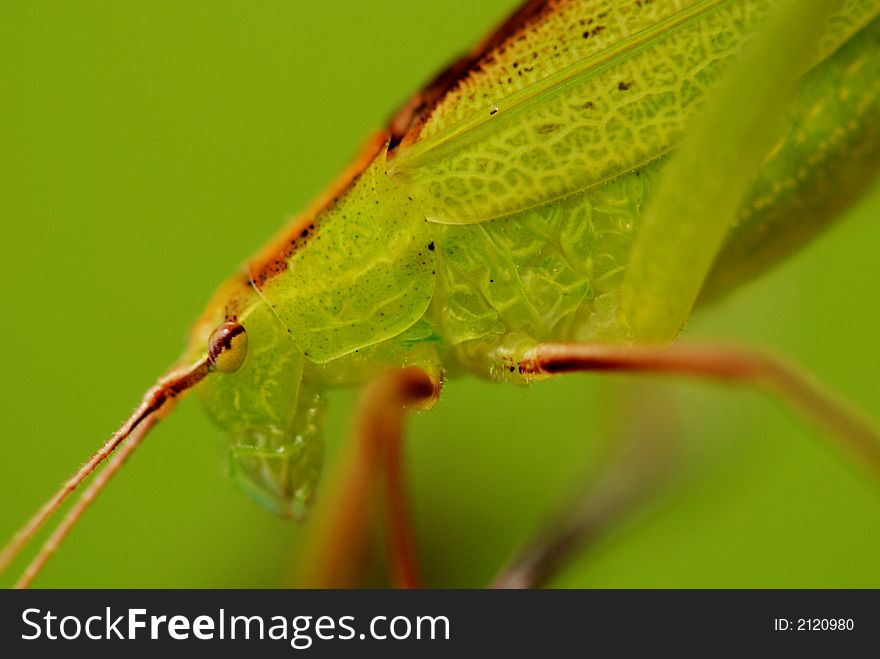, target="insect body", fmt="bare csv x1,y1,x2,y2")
189,0,880,516
3,0,880,587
